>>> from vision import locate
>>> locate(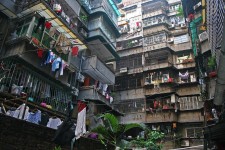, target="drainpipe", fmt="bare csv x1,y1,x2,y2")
213,18,225,106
